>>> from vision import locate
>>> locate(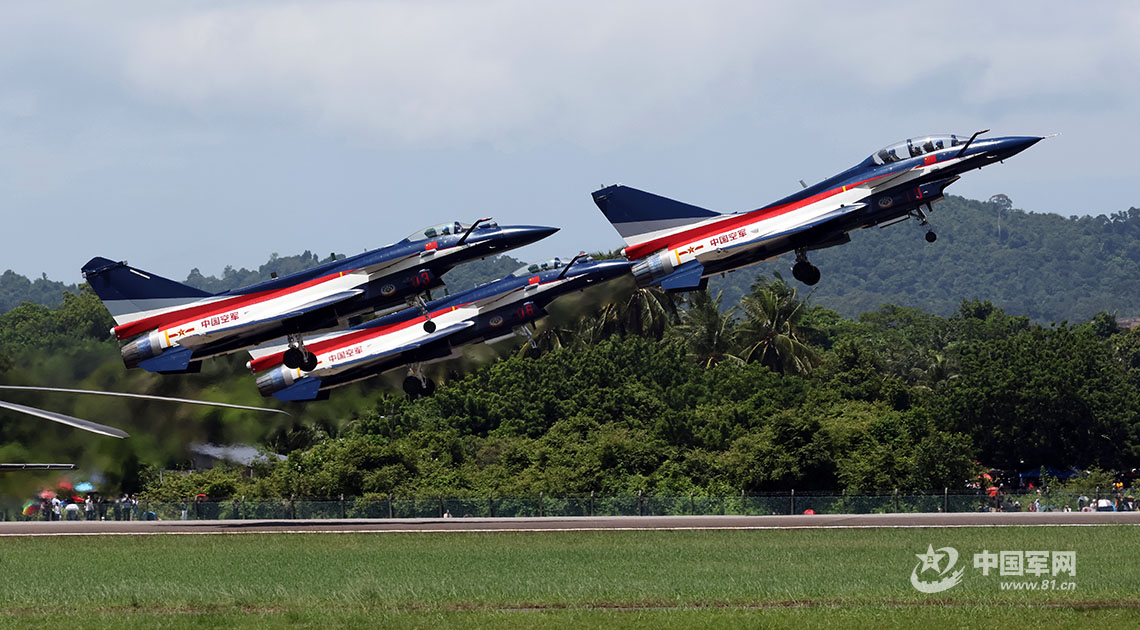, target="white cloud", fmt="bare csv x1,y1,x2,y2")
114,2,1140,150
2,1,1139,281
115,3,804,147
